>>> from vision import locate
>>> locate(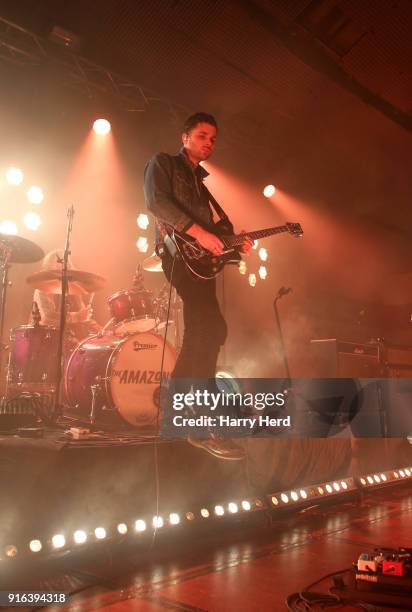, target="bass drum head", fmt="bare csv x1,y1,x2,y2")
110,332,176,428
